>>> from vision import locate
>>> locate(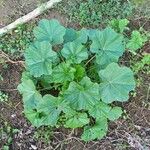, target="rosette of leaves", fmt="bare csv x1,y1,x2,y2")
18,19,135,141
